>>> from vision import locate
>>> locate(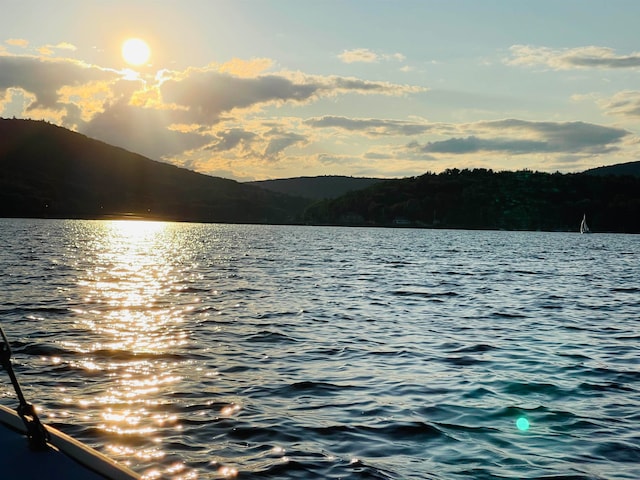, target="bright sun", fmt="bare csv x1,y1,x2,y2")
122,38,151,66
